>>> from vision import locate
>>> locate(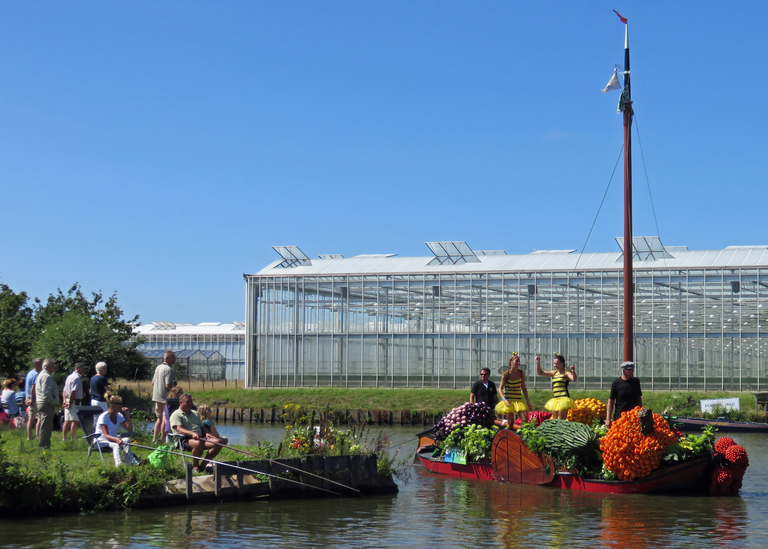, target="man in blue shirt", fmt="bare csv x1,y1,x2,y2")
24,358,43,441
